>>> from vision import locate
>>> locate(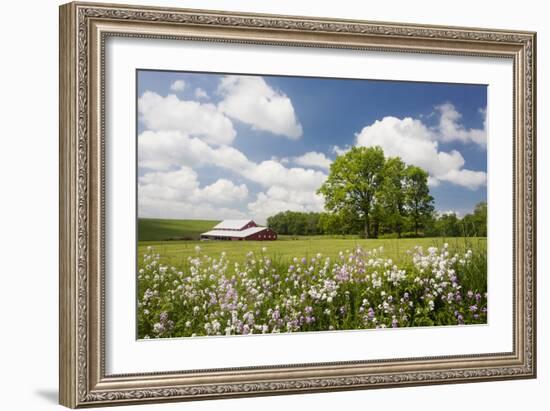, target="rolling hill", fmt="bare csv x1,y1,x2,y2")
138,218,219,241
